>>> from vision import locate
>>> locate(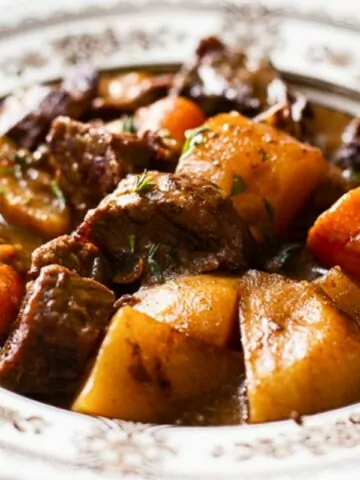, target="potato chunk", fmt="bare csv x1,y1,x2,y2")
73,306,243,423
0,169,70,238
239,270,360,423
132,274,241,348
0,145,70,238
315,266,360,325
177,112,326,233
